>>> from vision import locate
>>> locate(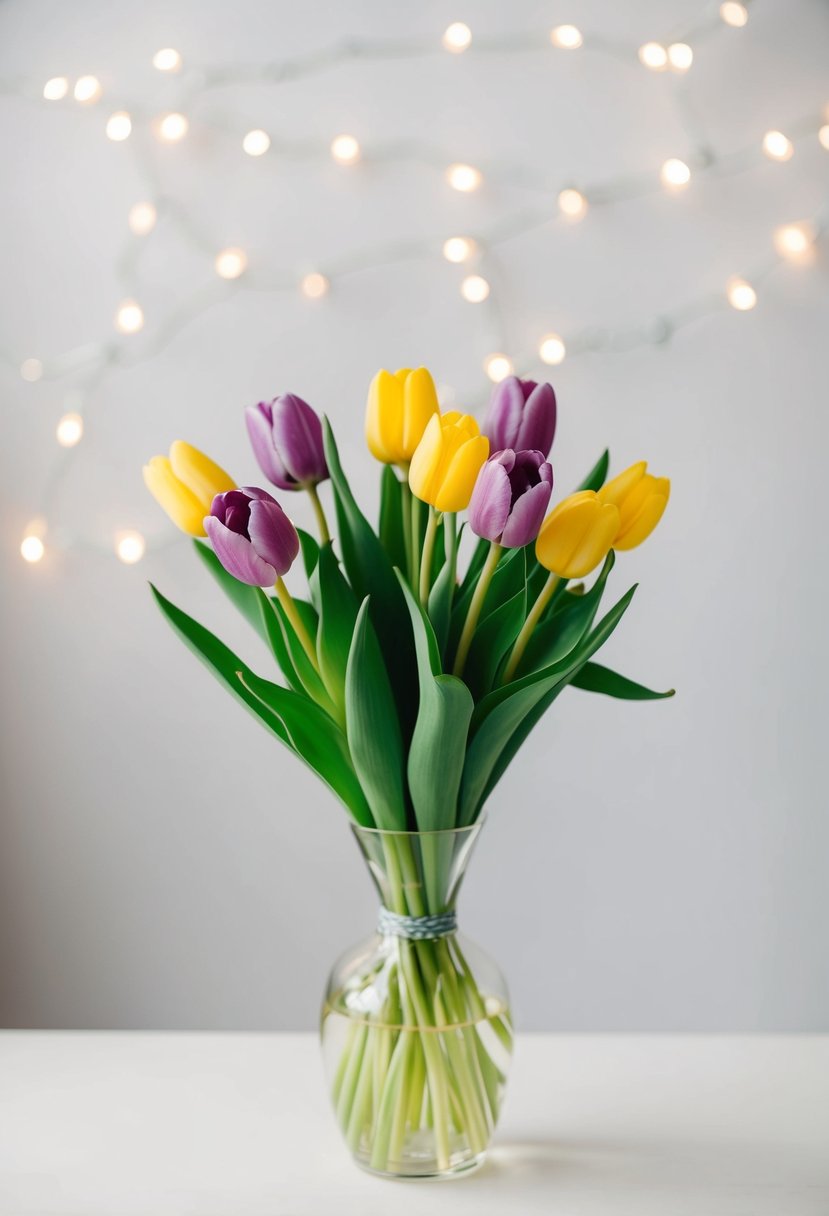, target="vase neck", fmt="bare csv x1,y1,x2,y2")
351,824,483,918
